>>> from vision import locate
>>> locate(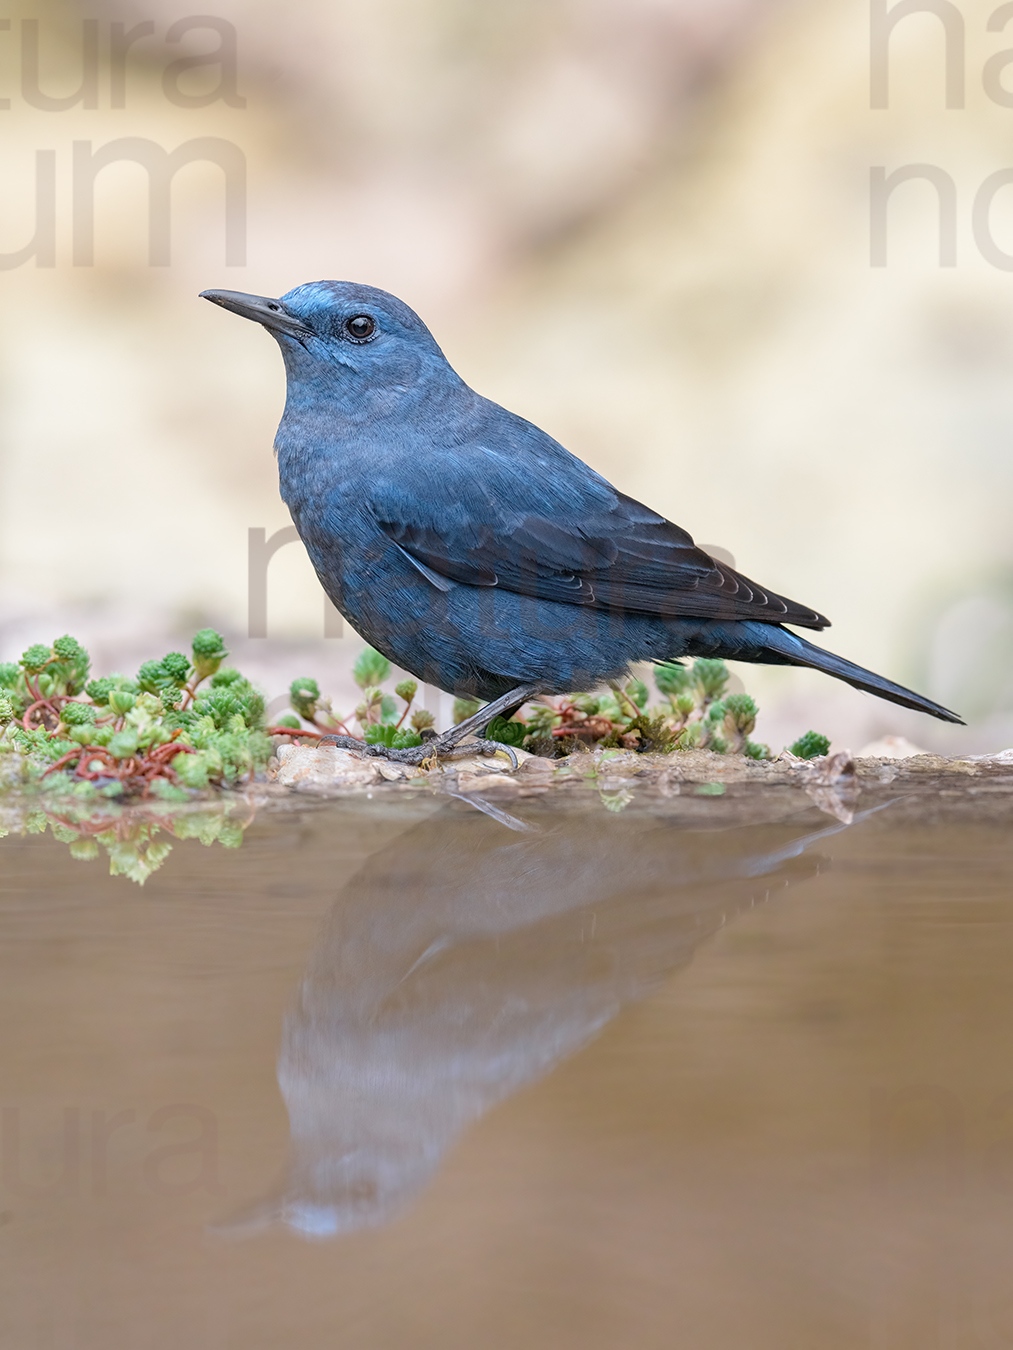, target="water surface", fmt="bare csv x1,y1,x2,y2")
1,781,1011,1349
